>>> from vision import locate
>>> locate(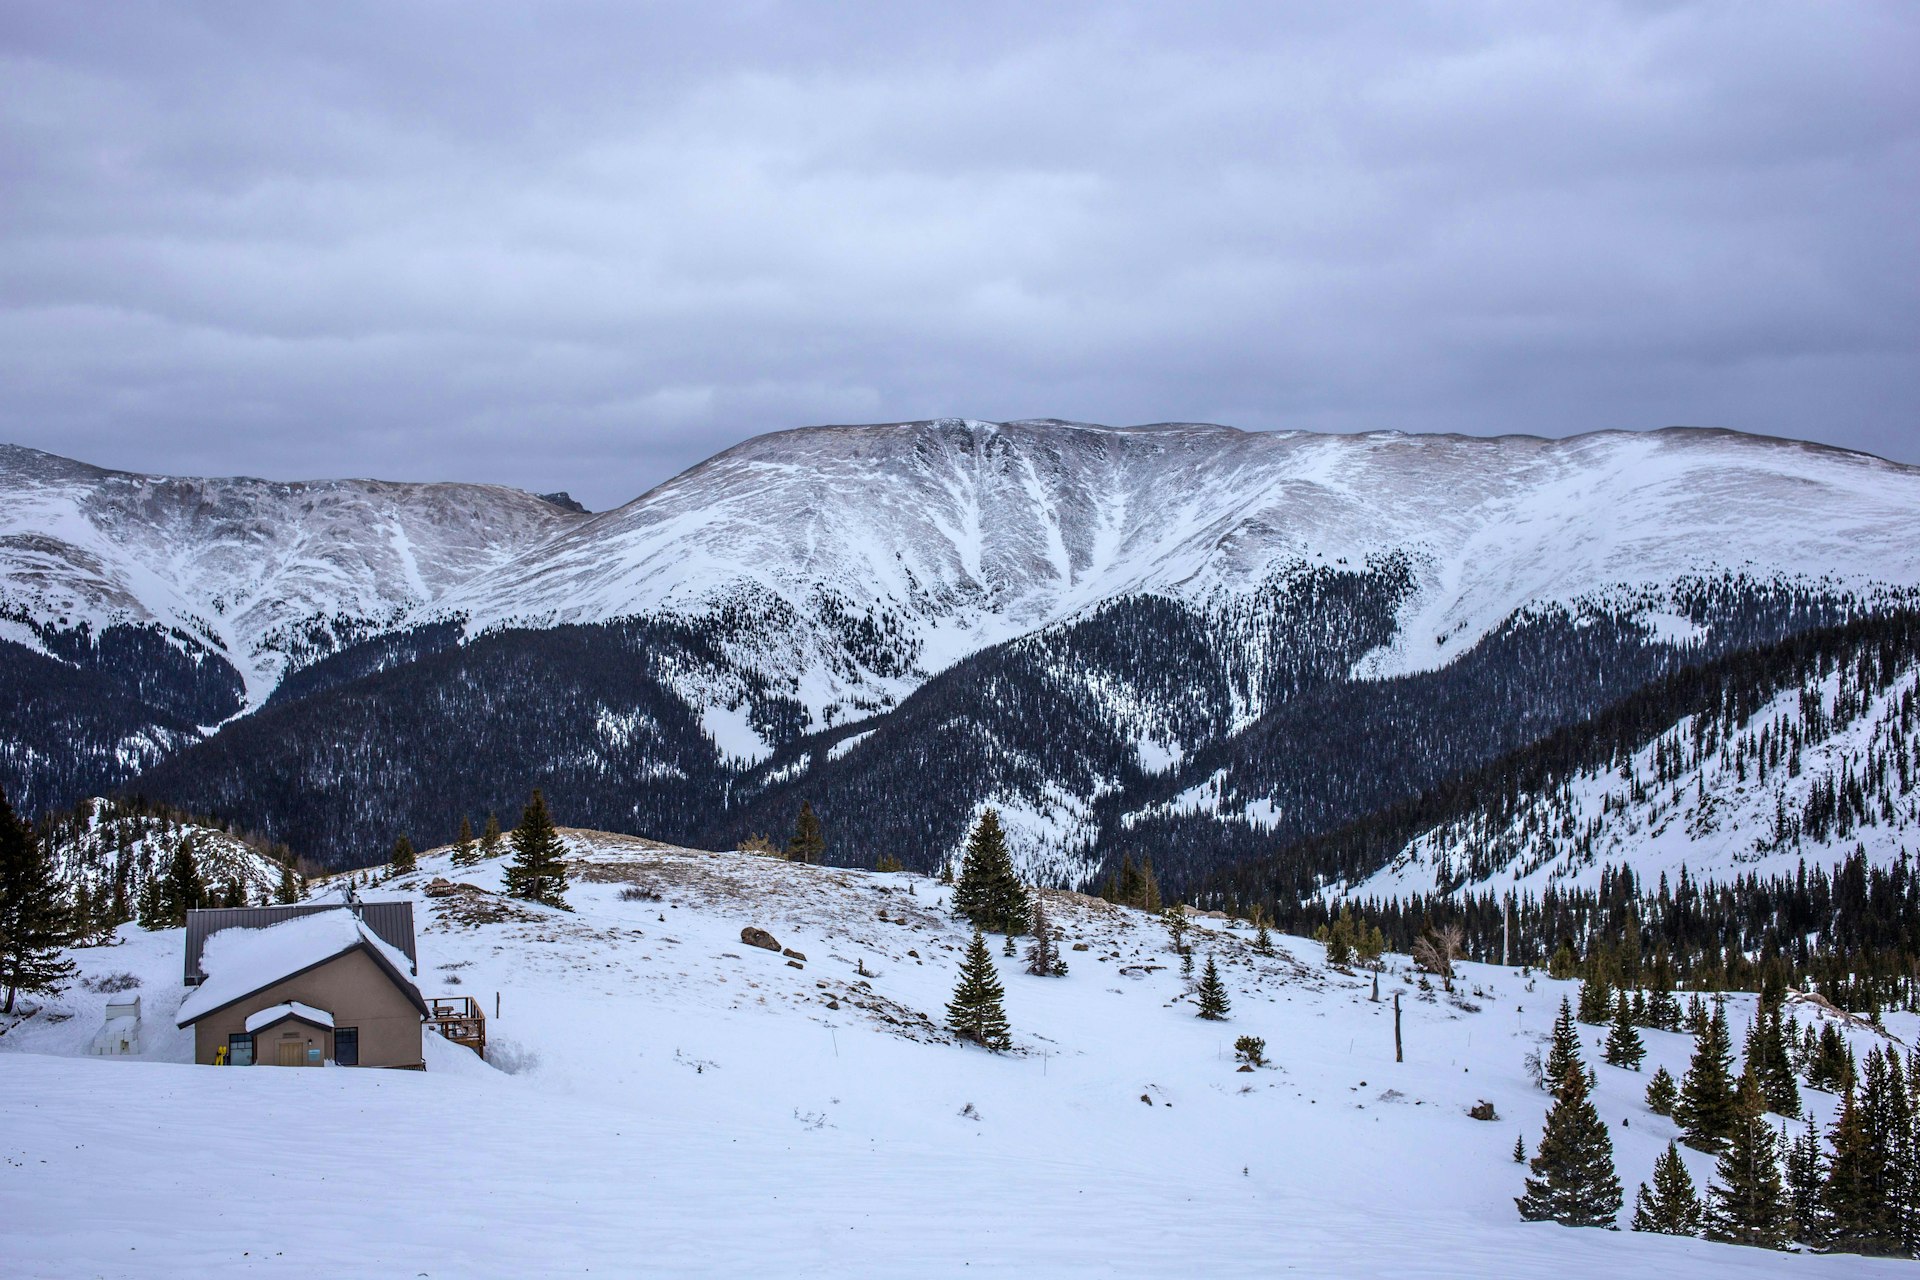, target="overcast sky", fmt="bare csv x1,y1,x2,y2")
2,2,1915,509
